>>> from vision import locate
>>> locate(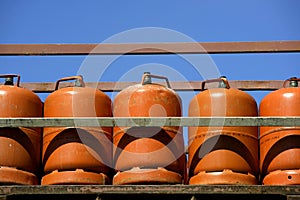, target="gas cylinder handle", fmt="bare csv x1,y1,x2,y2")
201,77,230,91
283,77,300,88
0,74,20,87
141,73,171,88
55,75,85,90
